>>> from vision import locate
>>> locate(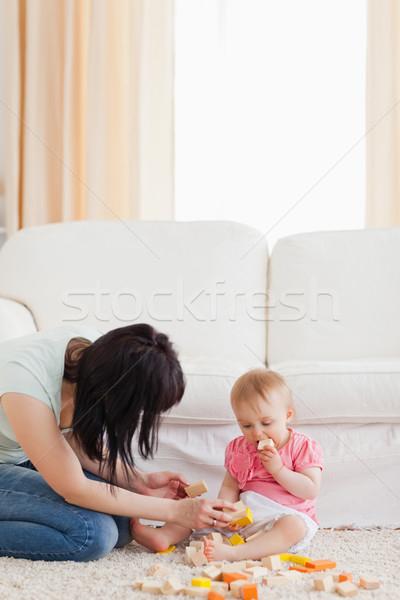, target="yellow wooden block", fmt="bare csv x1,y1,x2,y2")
289,554,312,566
157,545,175,554
279,553,292,561
229,533,245,546
231,507,253,527
191,577,211,588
